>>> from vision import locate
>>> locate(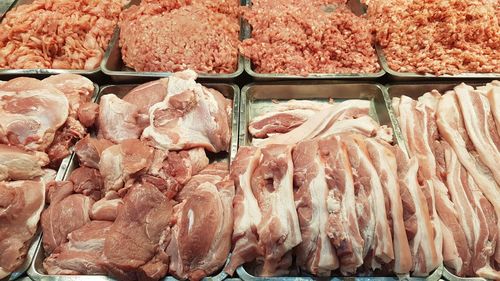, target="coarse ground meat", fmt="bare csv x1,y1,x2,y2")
368,0,500,75
240,0,380,75
119,0,239,73
0,0,123,70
